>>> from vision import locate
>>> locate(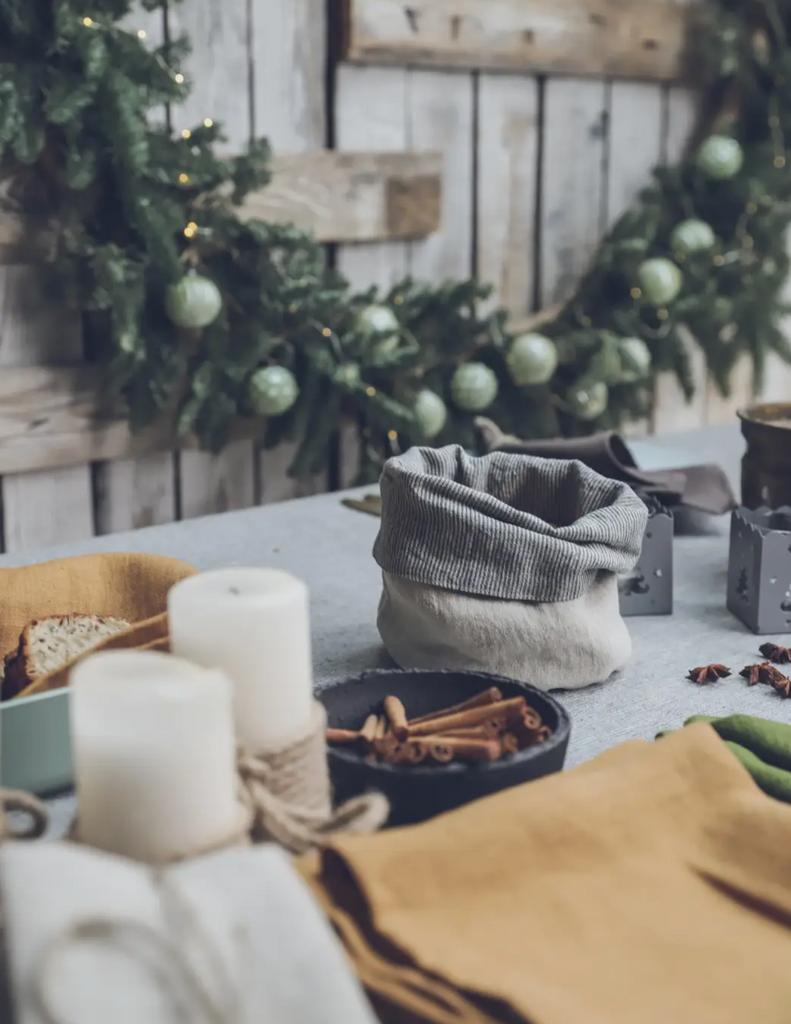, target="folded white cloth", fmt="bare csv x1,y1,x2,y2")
1,841,378,1024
